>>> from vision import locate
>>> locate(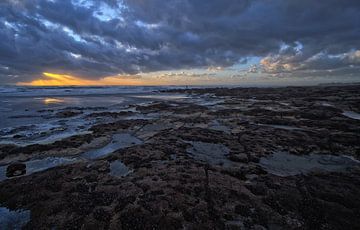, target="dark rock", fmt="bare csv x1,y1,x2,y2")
55,110,83,118
229,153,248,163
0,84,360,229
6,163,26,177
